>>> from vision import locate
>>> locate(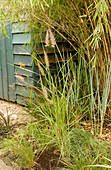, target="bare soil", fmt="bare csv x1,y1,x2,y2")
0,99,28,126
